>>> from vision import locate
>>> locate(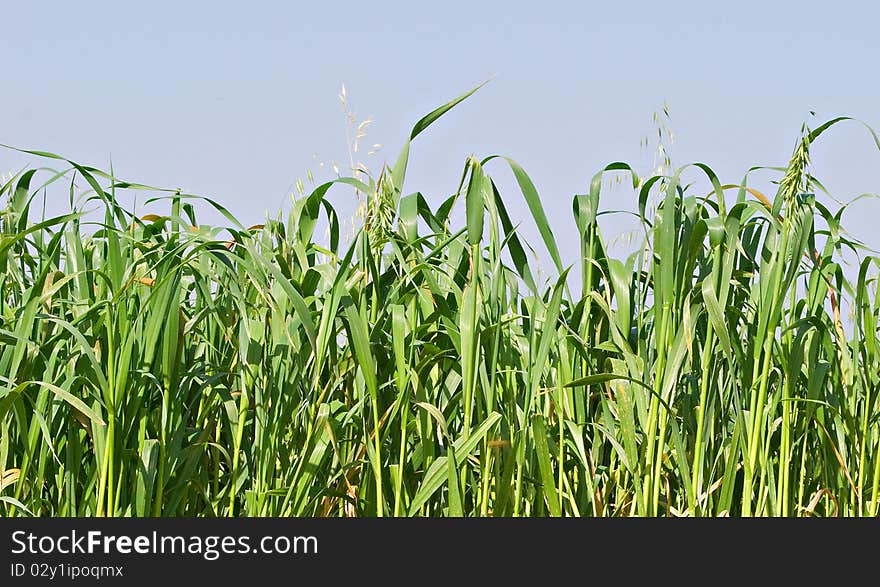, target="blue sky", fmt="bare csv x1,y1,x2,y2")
3,1,879,275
